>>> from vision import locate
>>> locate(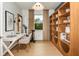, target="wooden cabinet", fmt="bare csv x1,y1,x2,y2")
50,2,79,56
